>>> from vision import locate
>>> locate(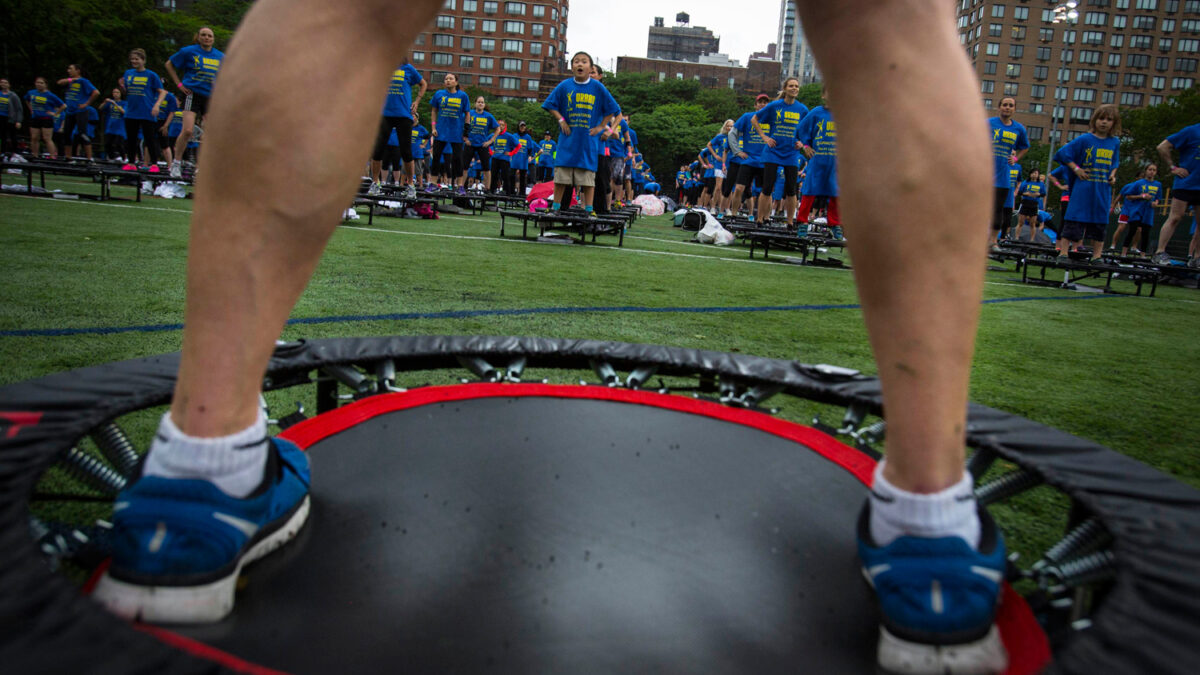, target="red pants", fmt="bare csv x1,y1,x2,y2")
797,195,840,225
